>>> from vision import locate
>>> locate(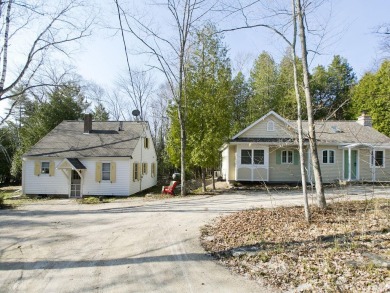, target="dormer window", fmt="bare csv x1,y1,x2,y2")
267,120,275,131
